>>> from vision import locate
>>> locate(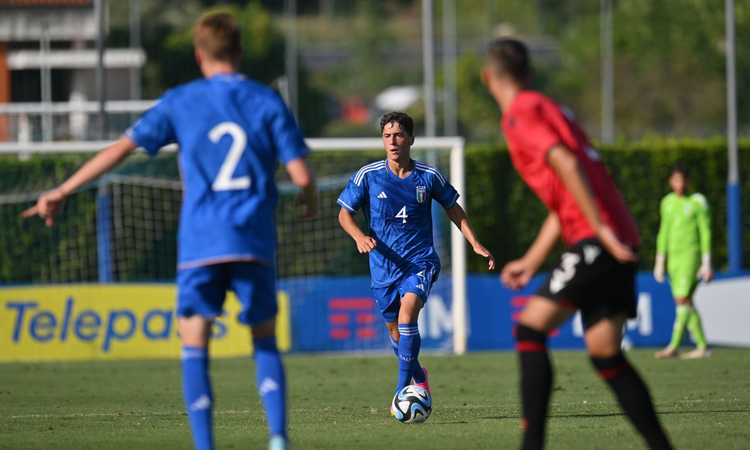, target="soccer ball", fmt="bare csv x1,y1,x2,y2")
390,385,432,424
